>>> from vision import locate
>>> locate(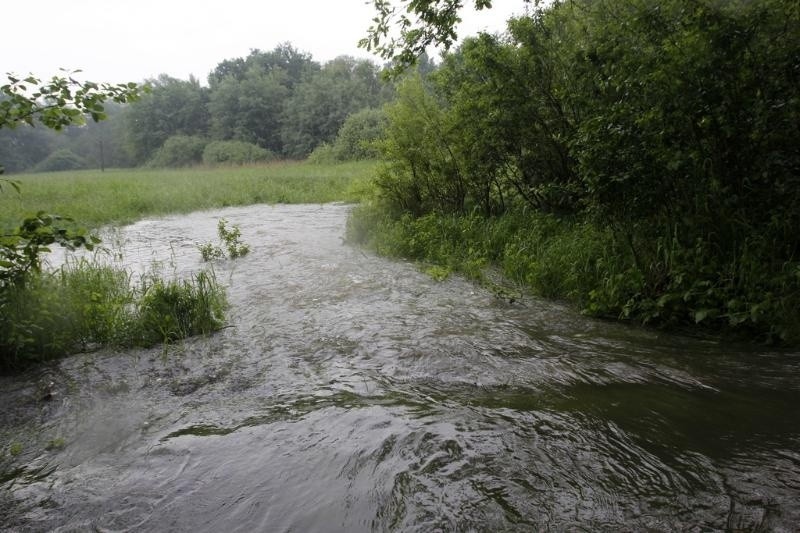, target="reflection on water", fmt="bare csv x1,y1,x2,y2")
1,203,798,531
